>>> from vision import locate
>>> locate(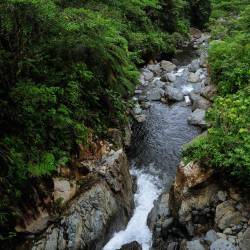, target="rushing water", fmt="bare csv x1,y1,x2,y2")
104,58,204,250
